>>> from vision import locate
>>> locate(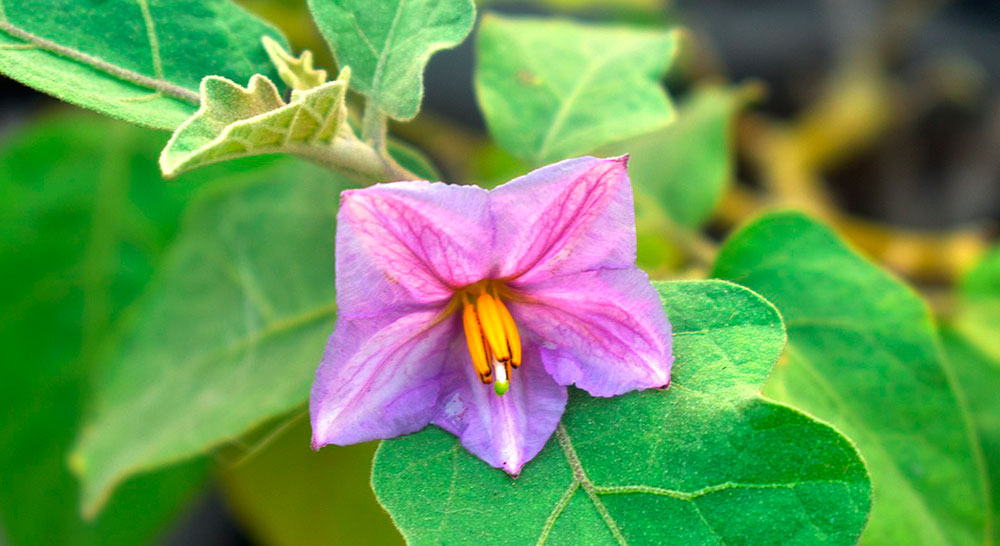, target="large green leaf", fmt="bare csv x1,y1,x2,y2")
373,280,871,545
475,14,677,165
0,0,287,130
942,244,1000,544
307,0,475,121
713,211,988,545
605,84,756,229
71,158,348,515
0,113,208,545
219,418,403,546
